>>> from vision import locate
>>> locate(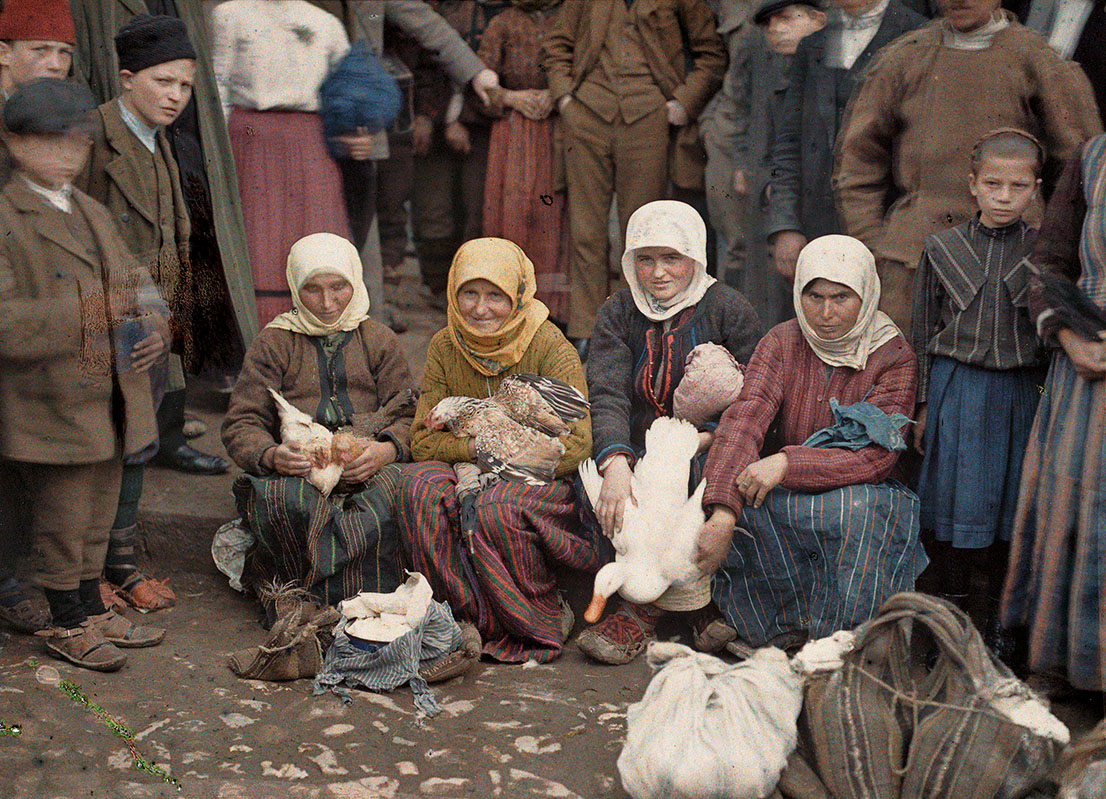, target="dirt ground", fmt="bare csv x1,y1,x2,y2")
0,267,1102,798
